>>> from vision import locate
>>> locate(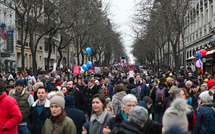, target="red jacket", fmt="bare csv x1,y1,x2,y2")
0,91,22,134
